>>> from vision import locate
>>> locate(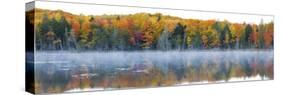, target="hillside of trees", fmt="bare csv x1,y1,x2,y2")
26,8,274,51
